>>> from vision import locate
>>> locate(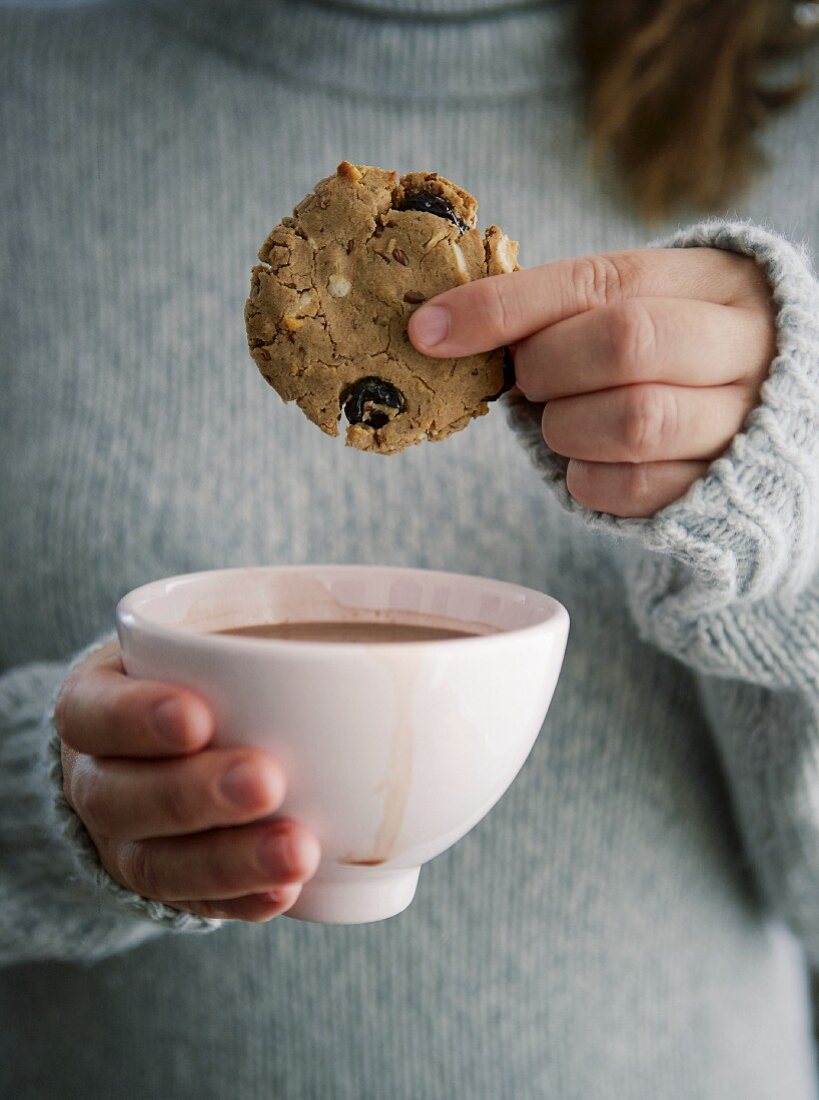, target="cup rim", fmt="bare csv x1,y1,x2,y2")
116,564,569,655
